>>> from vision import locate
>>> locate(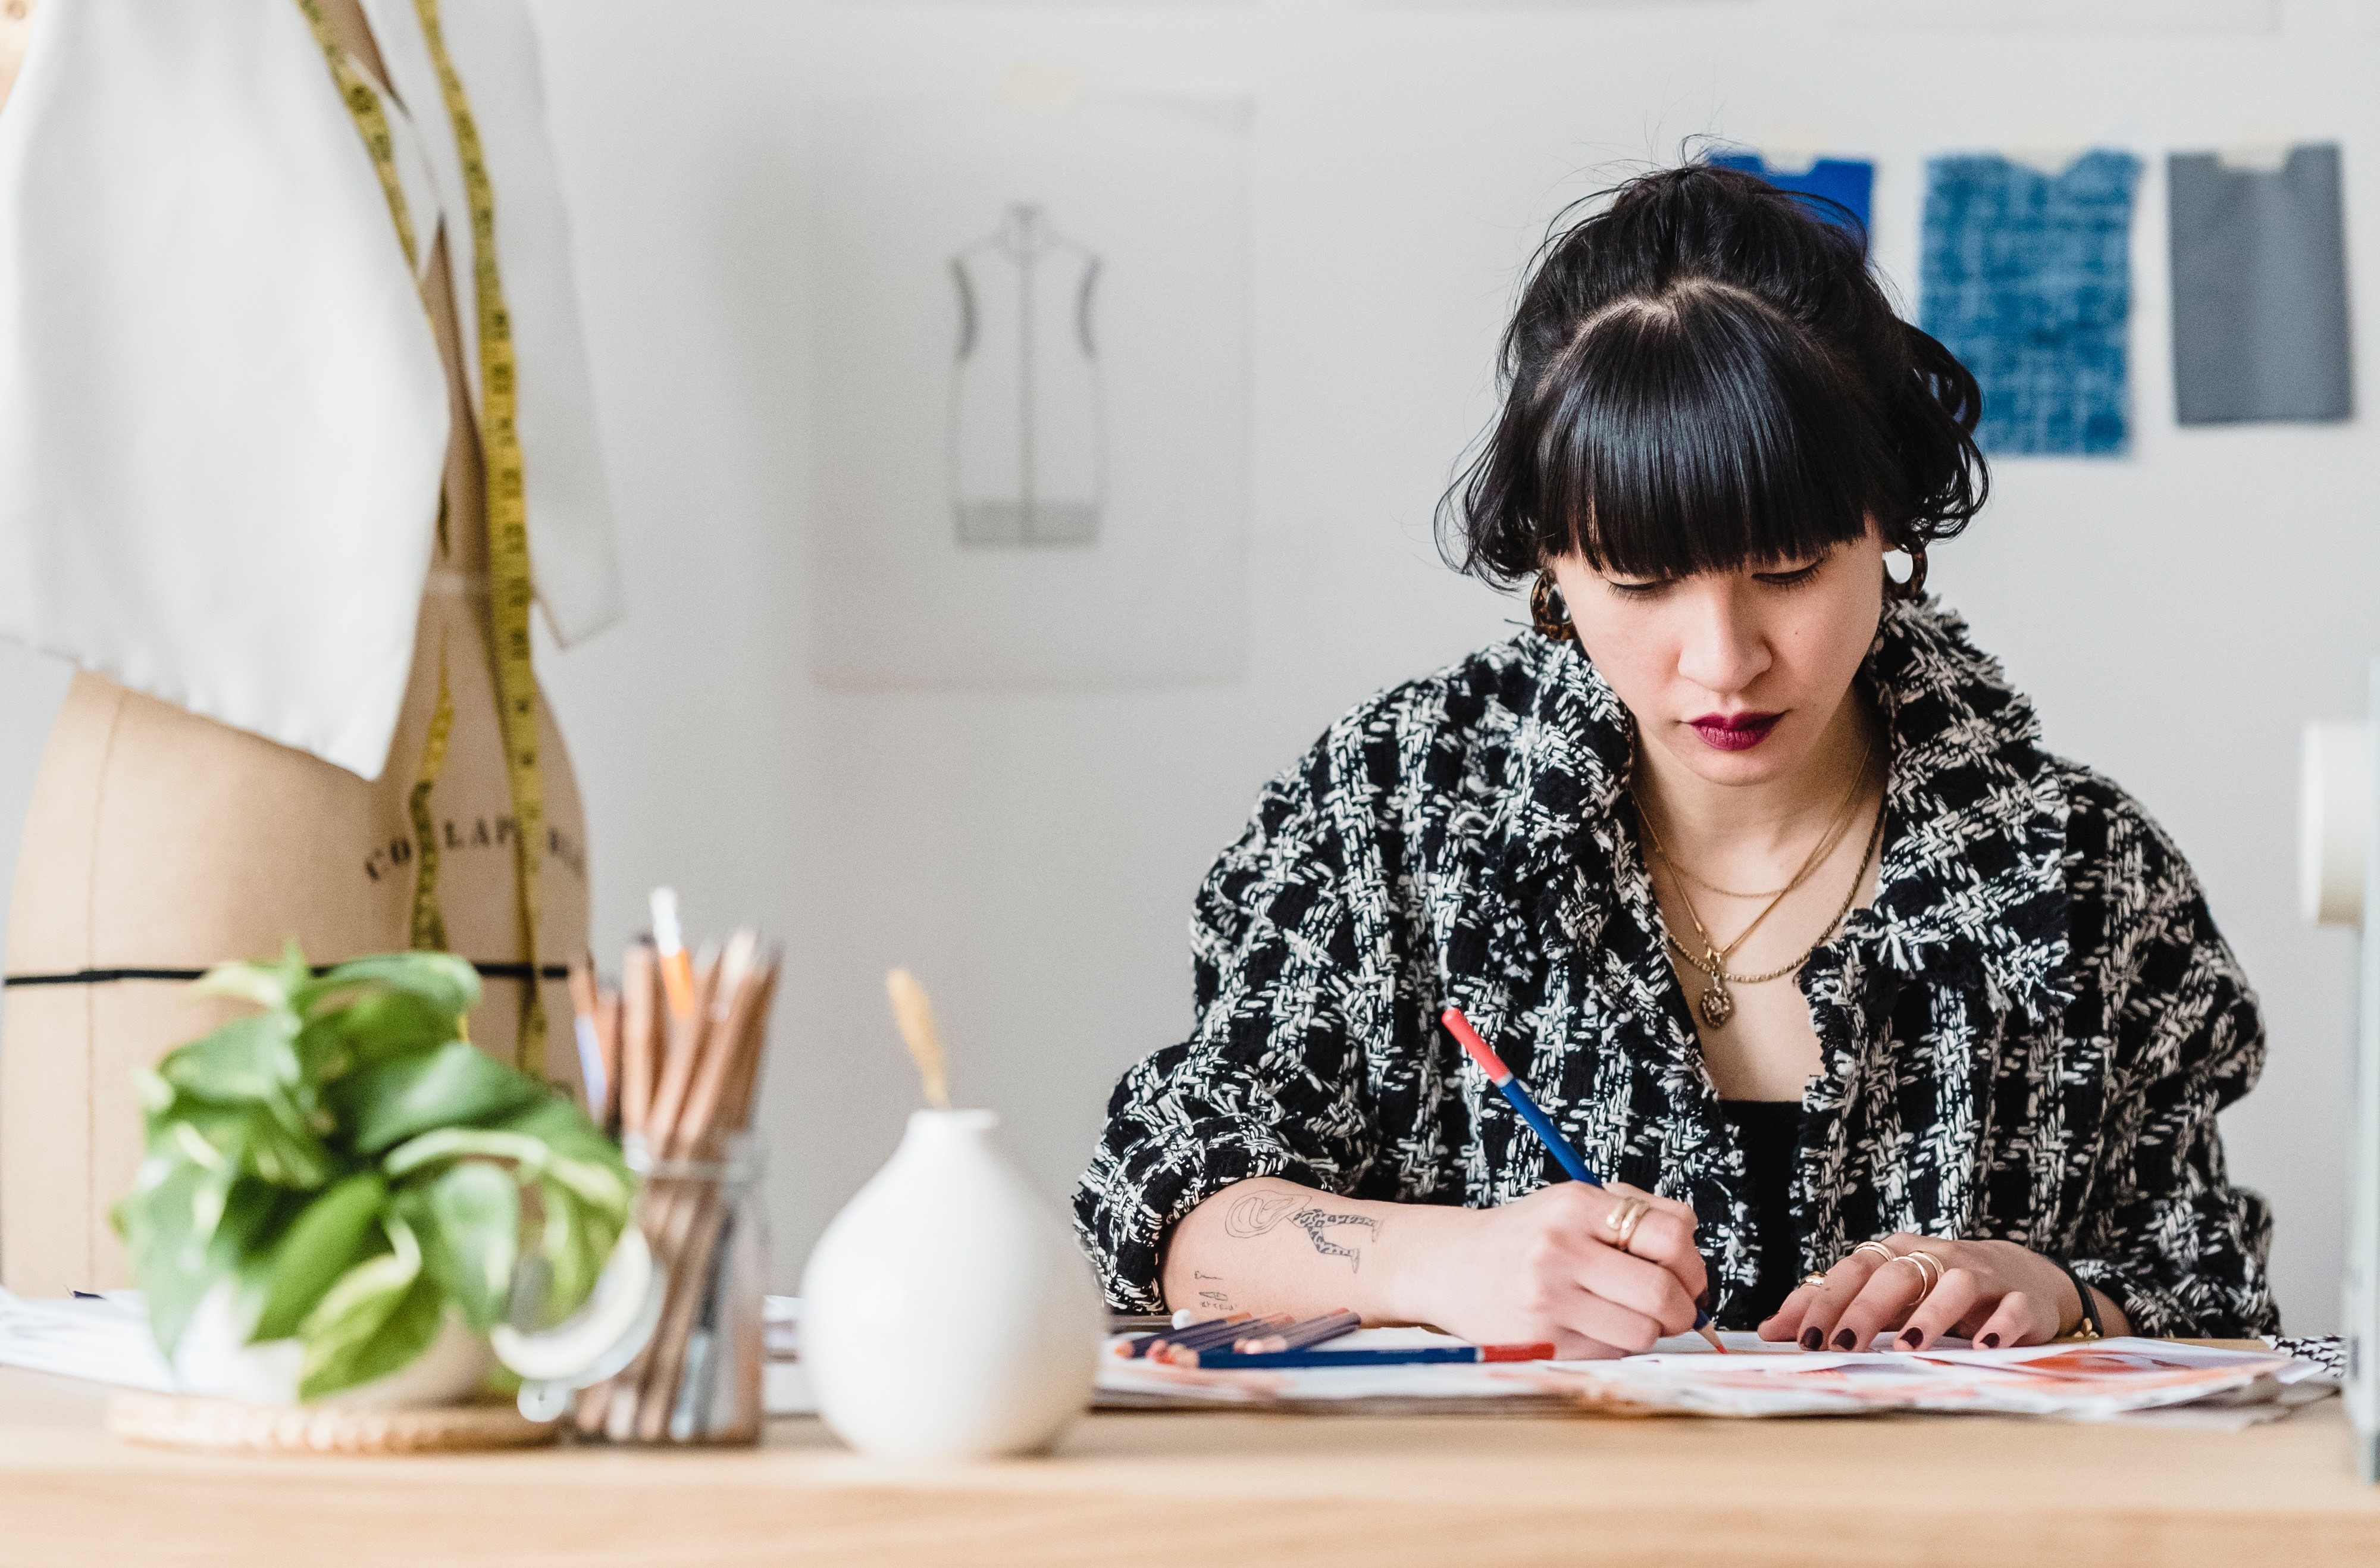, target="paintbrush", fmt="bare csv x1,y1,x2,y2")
884,968,952,1110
